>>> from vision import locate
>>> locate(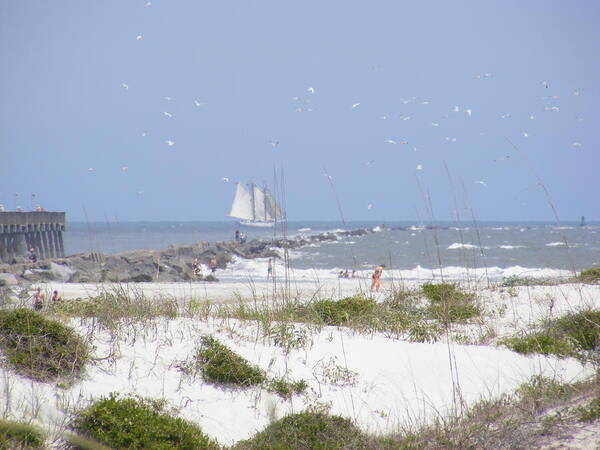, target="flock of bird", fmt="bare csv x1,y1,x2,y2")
83,2,586,214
